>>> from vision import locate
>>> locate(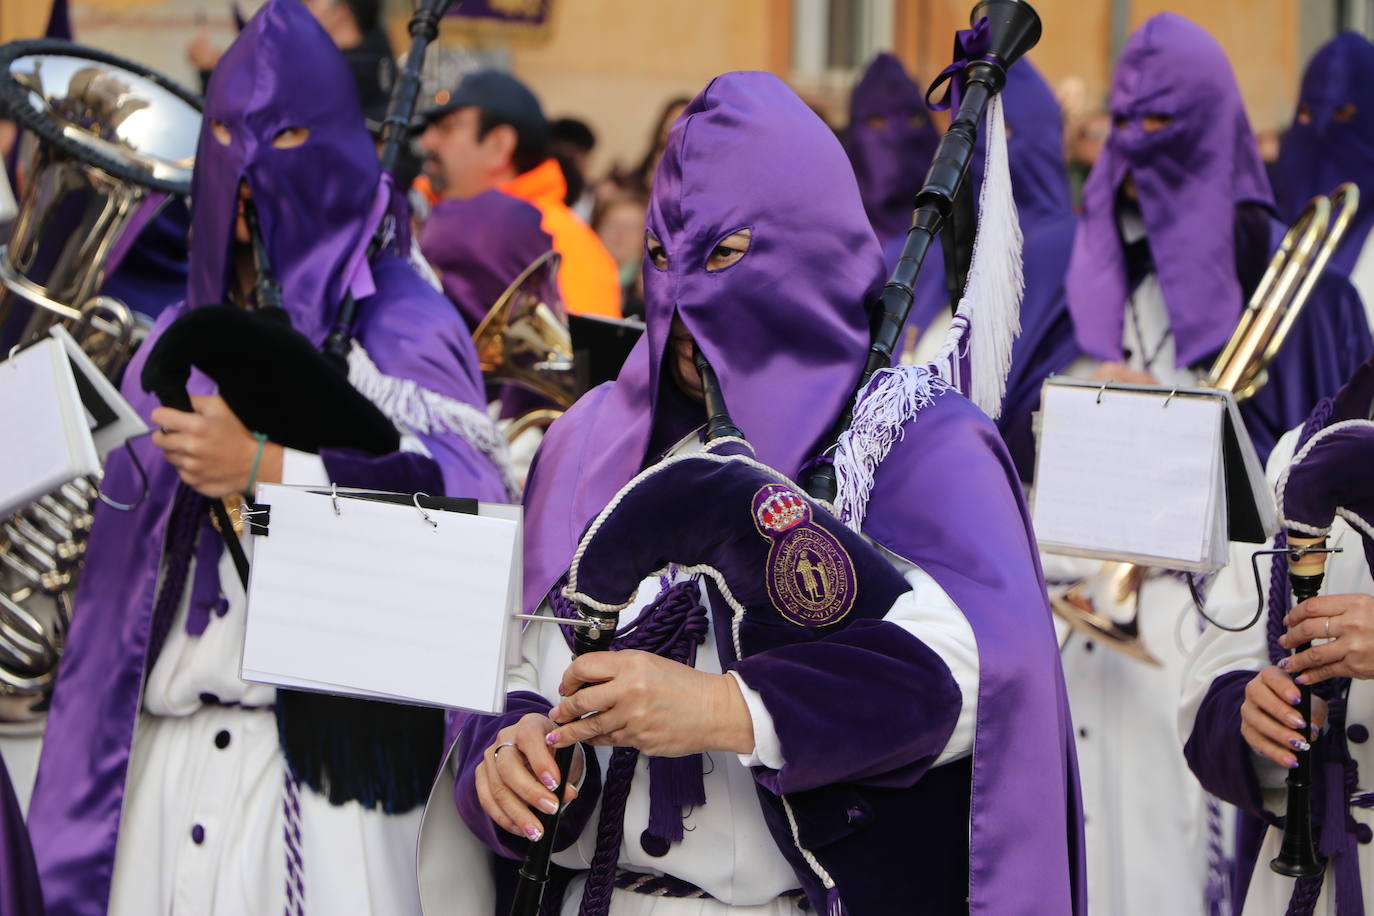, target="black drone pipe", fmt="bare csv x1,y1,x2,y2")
805,0,1041,503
